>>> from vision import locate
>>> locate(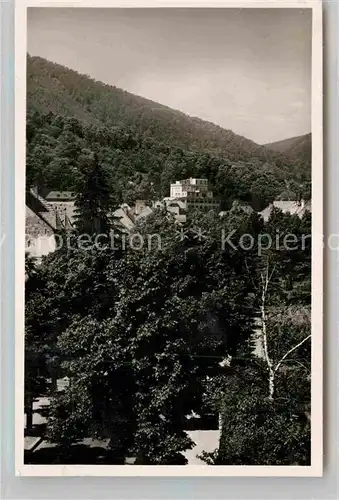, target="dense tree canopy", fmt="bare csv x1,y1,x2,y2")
26,193,312,465
34,209,261,463
201,209,311,466
25,54,312,466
